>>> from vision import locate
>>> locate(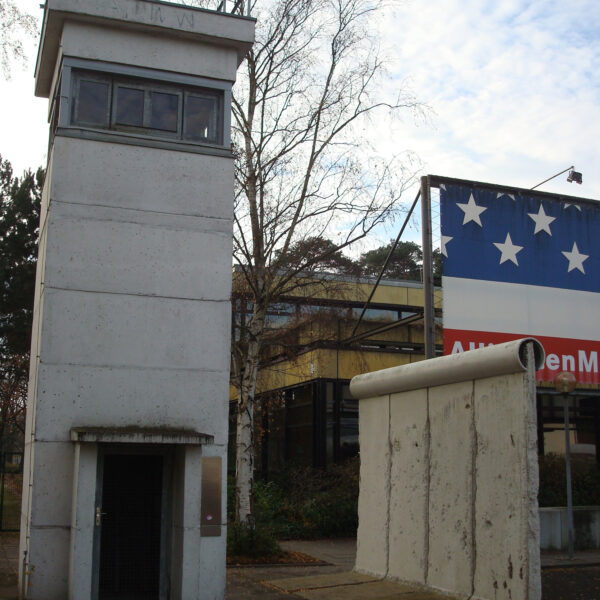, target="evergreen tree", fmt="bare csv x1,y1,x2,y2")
359,240,423,281
274,237,360,276
0,155,44,447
